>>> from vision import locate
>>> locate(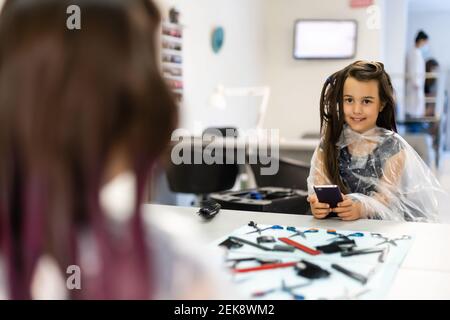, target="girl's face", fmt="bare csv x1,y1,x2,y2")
343,77,382,133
